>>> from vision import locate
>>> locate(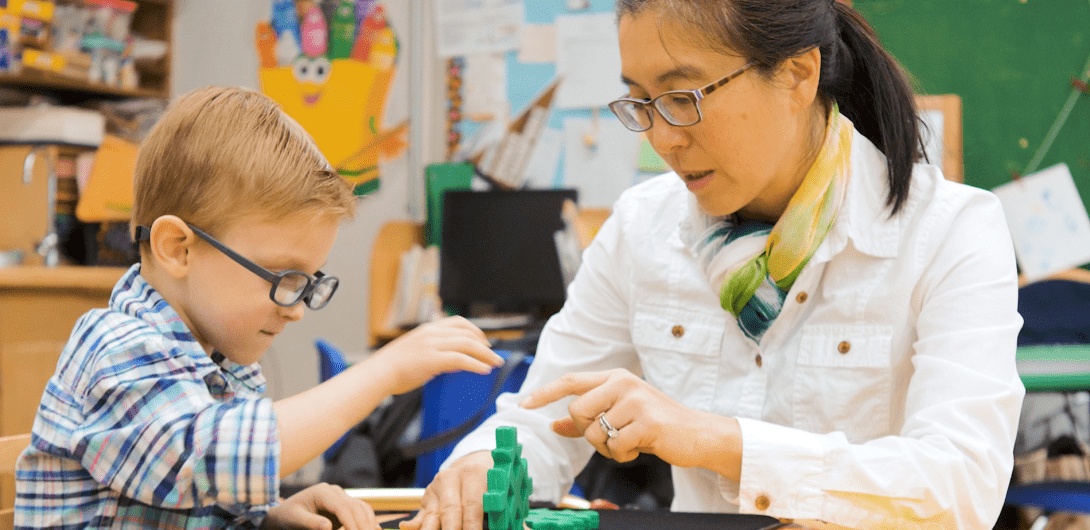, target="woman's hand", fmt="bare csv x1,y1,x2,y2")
399,451,494,530
262,482,378,530
370,316,503,396
519,369,743,480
